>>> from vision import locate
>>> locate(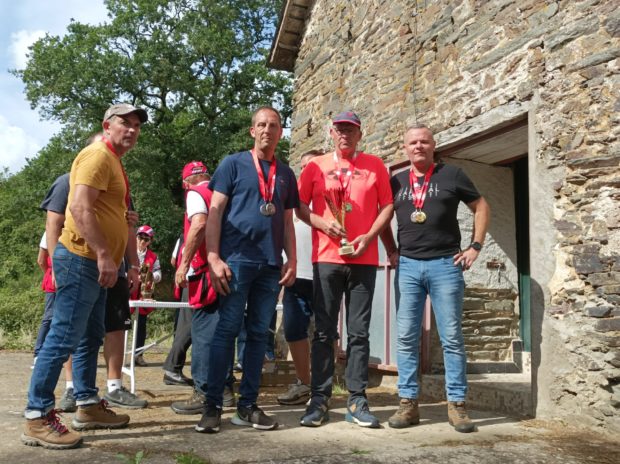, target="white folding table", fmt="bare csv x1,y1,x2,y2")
124,300,190,393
